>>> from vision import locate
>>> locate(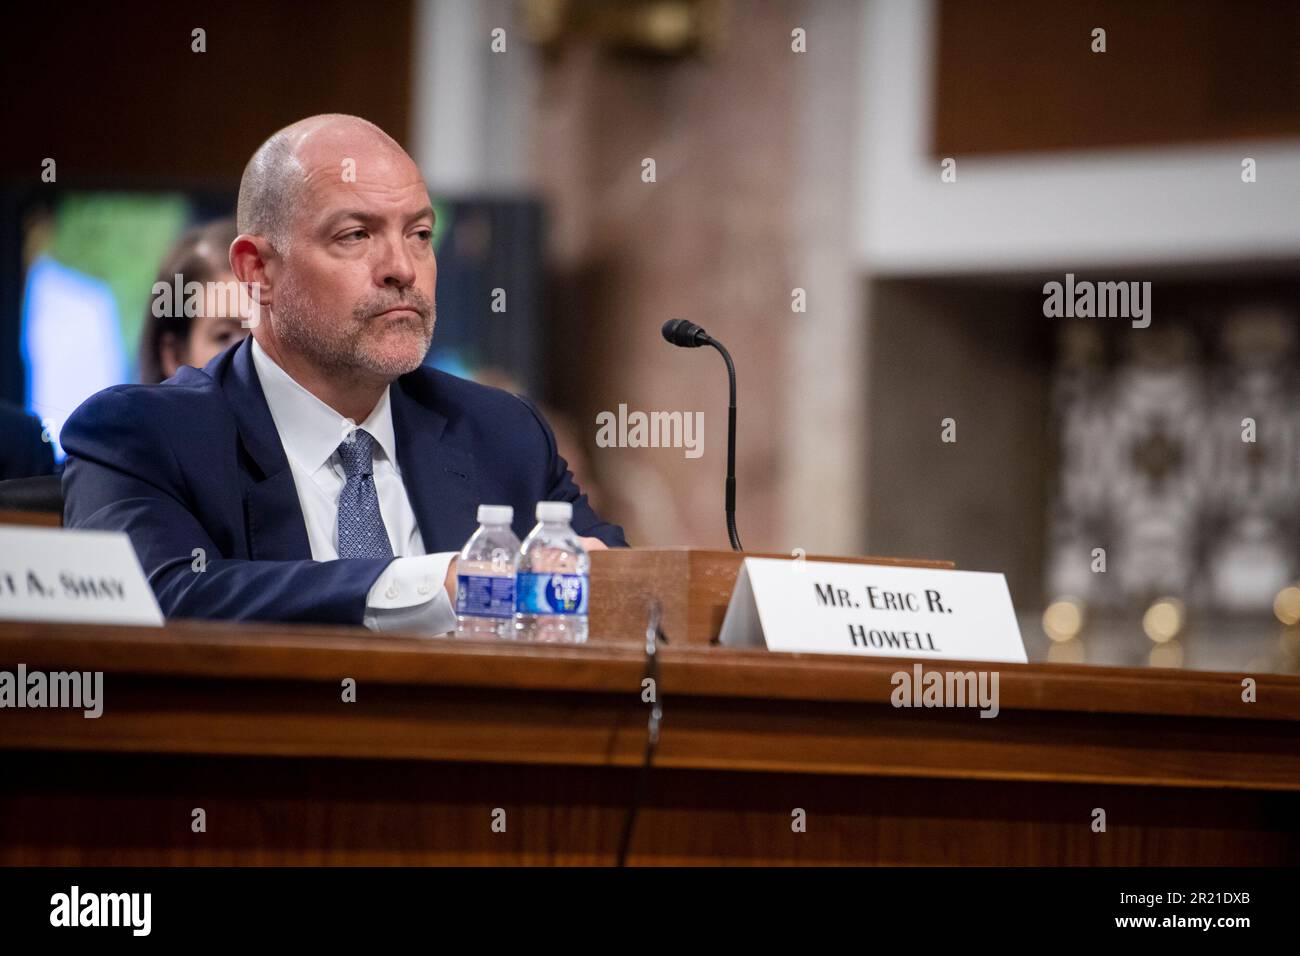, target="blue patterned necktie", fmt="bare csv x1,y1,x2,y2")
335,428,394,560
